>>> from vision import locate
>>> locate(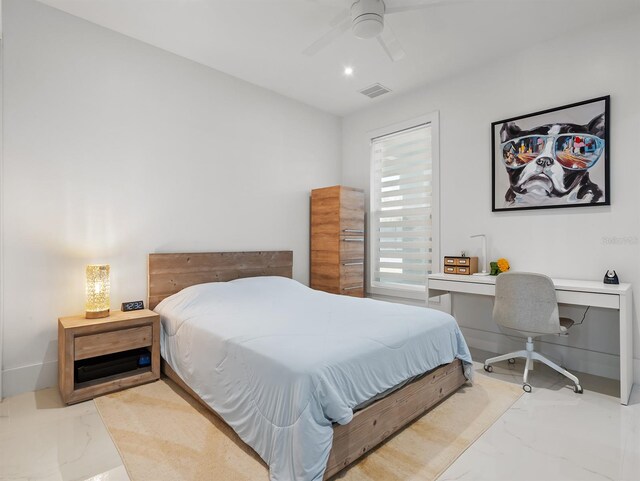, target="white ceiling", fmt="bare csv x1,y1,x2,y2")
38,0,640,116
